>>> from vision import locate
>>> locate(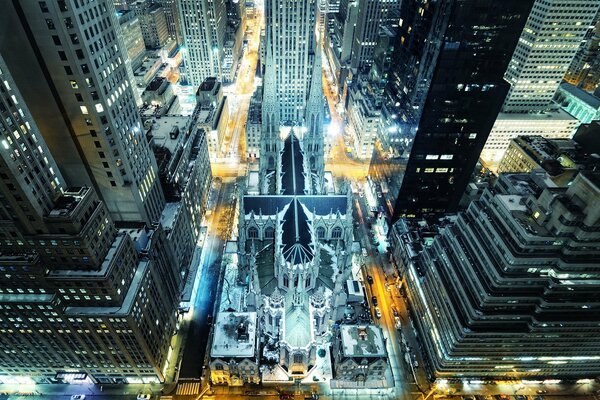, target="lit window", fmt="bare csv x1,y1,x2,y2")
80,106,88,114
95,103,104,113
